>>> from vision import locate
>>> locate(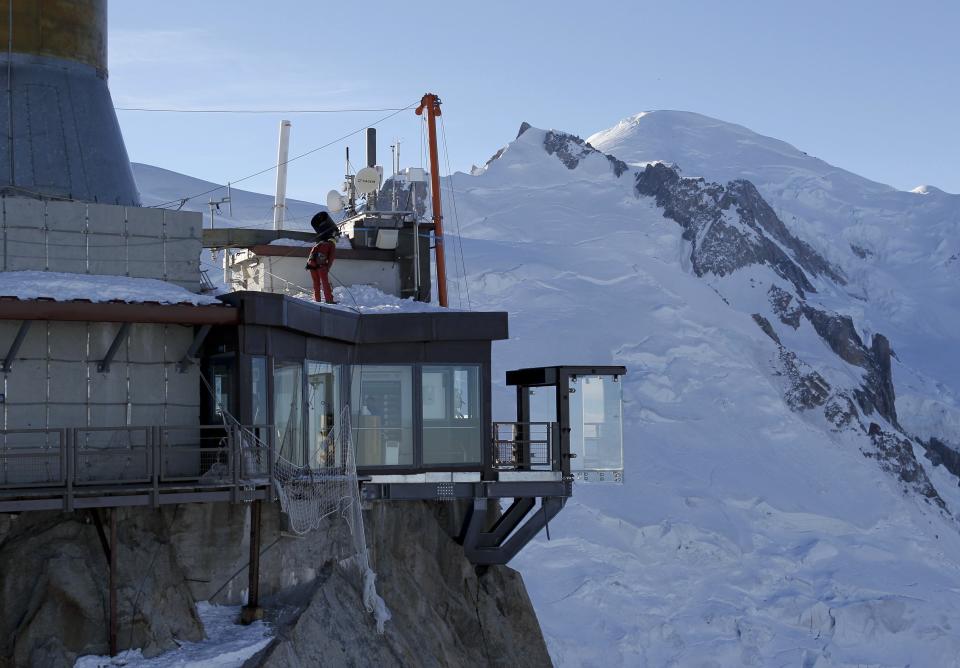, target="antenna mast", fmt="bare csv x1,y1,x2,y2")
415,93,449,308
273,120,292,231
